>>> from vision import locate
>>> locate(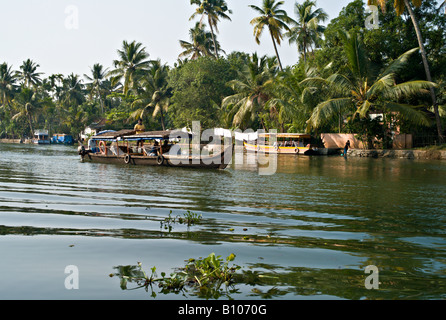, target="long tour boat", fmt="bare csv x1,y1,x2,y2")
244,133,314,155
78,129,232,169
